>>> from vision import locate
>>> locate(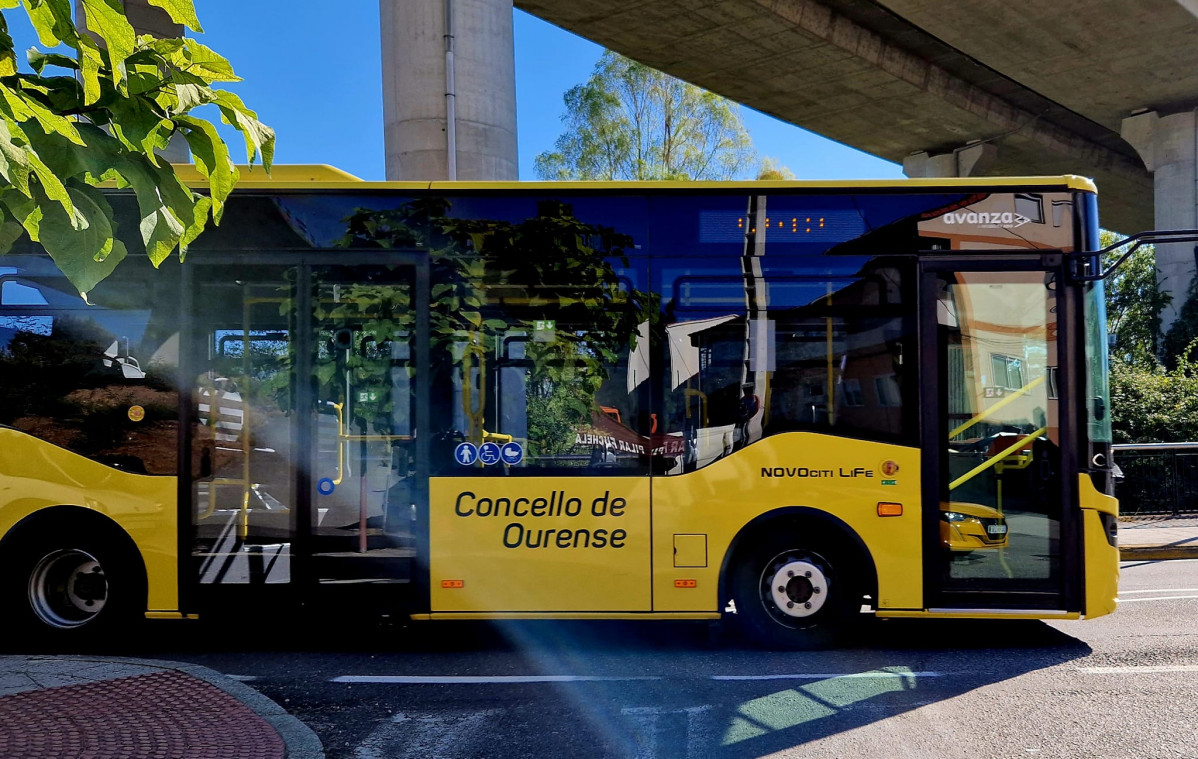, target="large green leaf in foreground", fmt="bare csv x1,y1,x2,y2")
0,0,273,297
